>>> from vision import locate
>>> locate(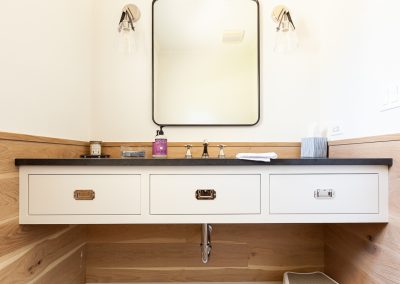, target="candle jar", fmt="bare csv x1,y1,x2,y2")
89,141,102,156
